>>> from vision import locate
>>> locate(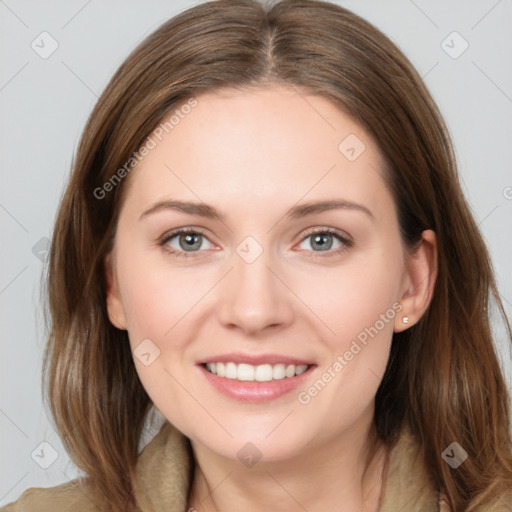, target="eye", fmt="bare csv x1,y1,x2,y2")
158,226,353,259
159,228,214,258
296,227,353,258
